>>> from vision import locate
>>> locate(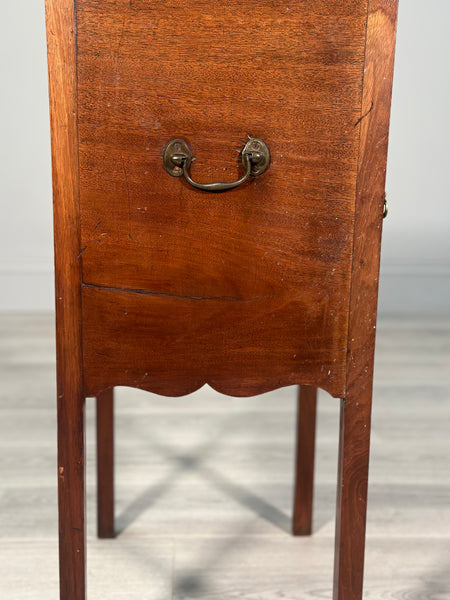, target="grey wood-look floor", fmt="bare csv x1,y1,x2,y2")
0,313,449,599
